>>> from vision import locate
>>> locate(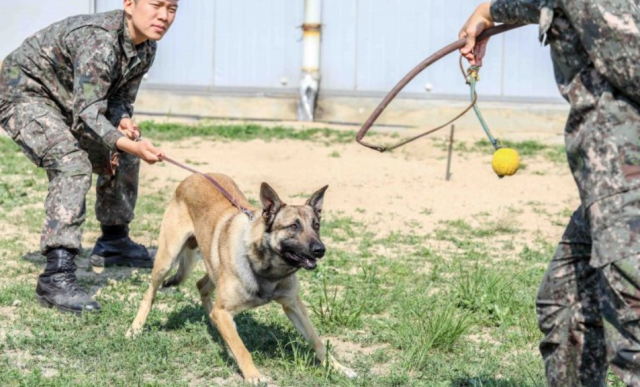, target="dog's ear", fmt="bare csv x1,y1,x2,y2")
260,182,284,226
306,185,328,216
